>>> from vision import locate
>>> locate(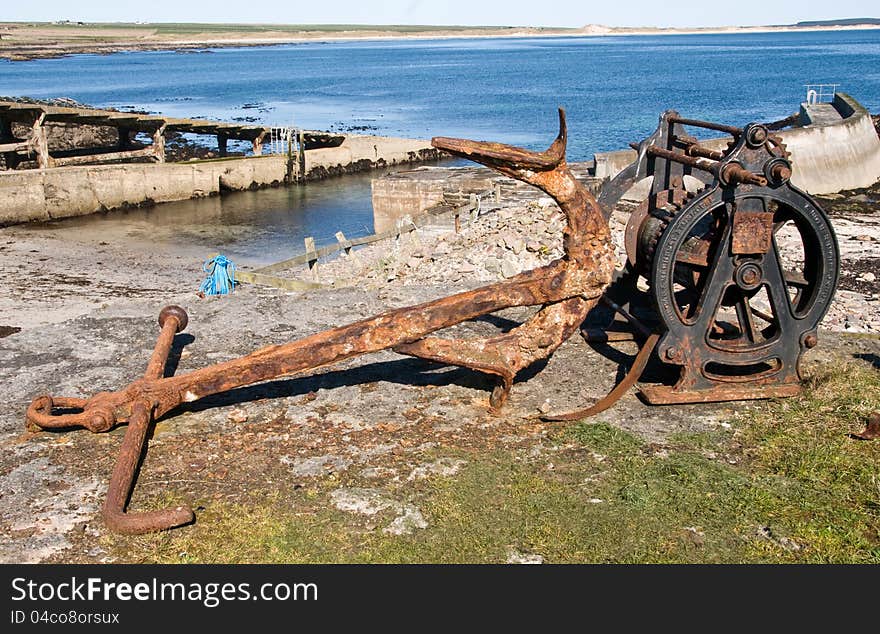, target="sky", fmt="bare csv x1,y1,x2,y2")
2,0,878,29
